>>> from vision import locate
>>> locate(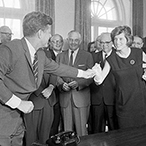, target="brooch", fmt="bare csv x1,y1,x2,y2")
130,59,135,65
